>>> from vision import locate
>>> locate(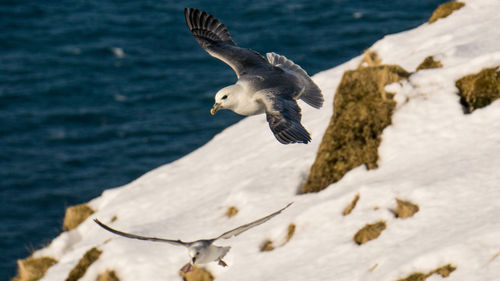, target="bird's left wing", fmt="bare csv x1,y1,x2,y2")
214,203,293,240
94,219,190,247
